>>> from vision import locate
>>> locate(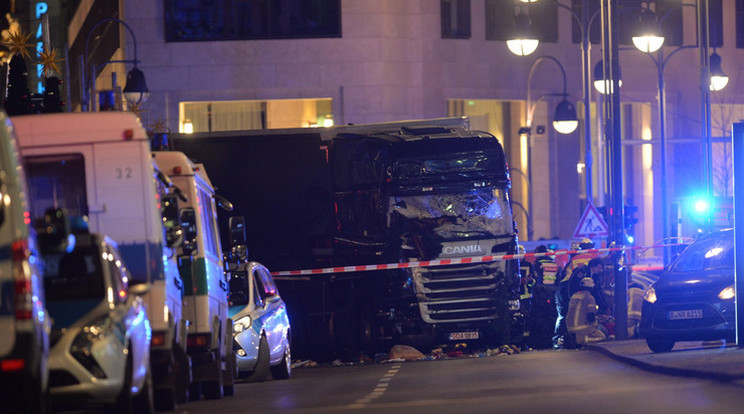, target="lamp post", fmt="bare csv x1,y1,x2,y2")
633,2,727,263
82,18,149,112
511,0,597,206
522,55,578,241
